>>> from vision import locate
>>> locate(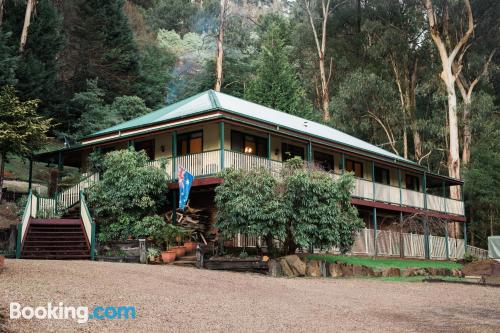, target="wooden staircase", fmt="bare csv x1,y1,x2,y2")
20,219,90,260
